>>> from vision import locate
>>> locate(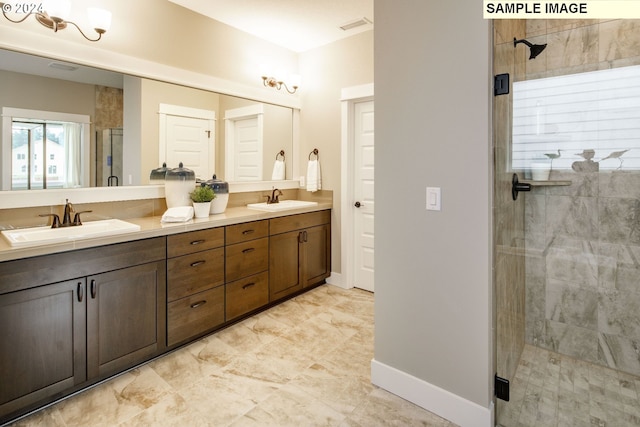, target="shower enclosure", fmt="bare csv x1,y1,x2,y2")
494,20,640,426
96,127,123,186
